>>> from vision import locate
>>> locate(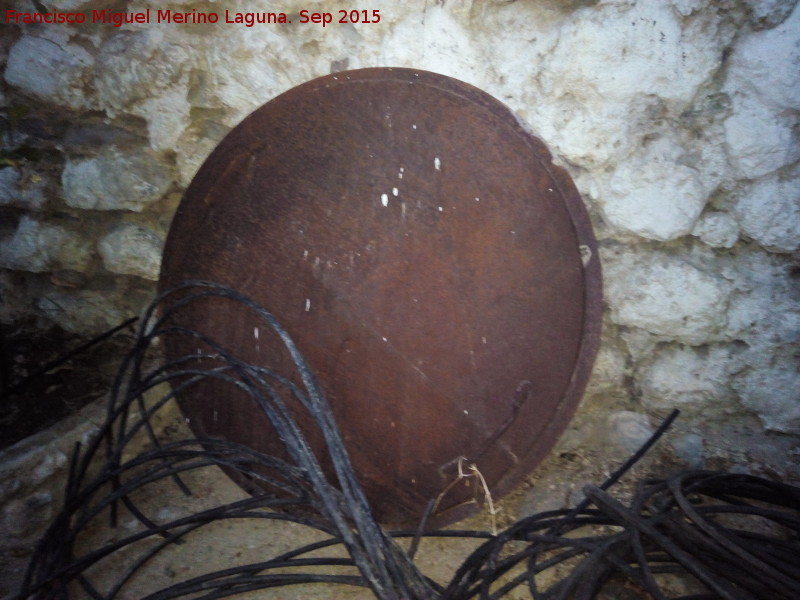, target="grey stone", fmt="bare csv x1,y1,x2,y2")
609,411,653,453
0,167,21,204
98,224,163,280
1,492,53,538
62,149,173,212
4,35,94,109
36,290,128,335
0,216,91,273
672,433,705,468
0,168,48,210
